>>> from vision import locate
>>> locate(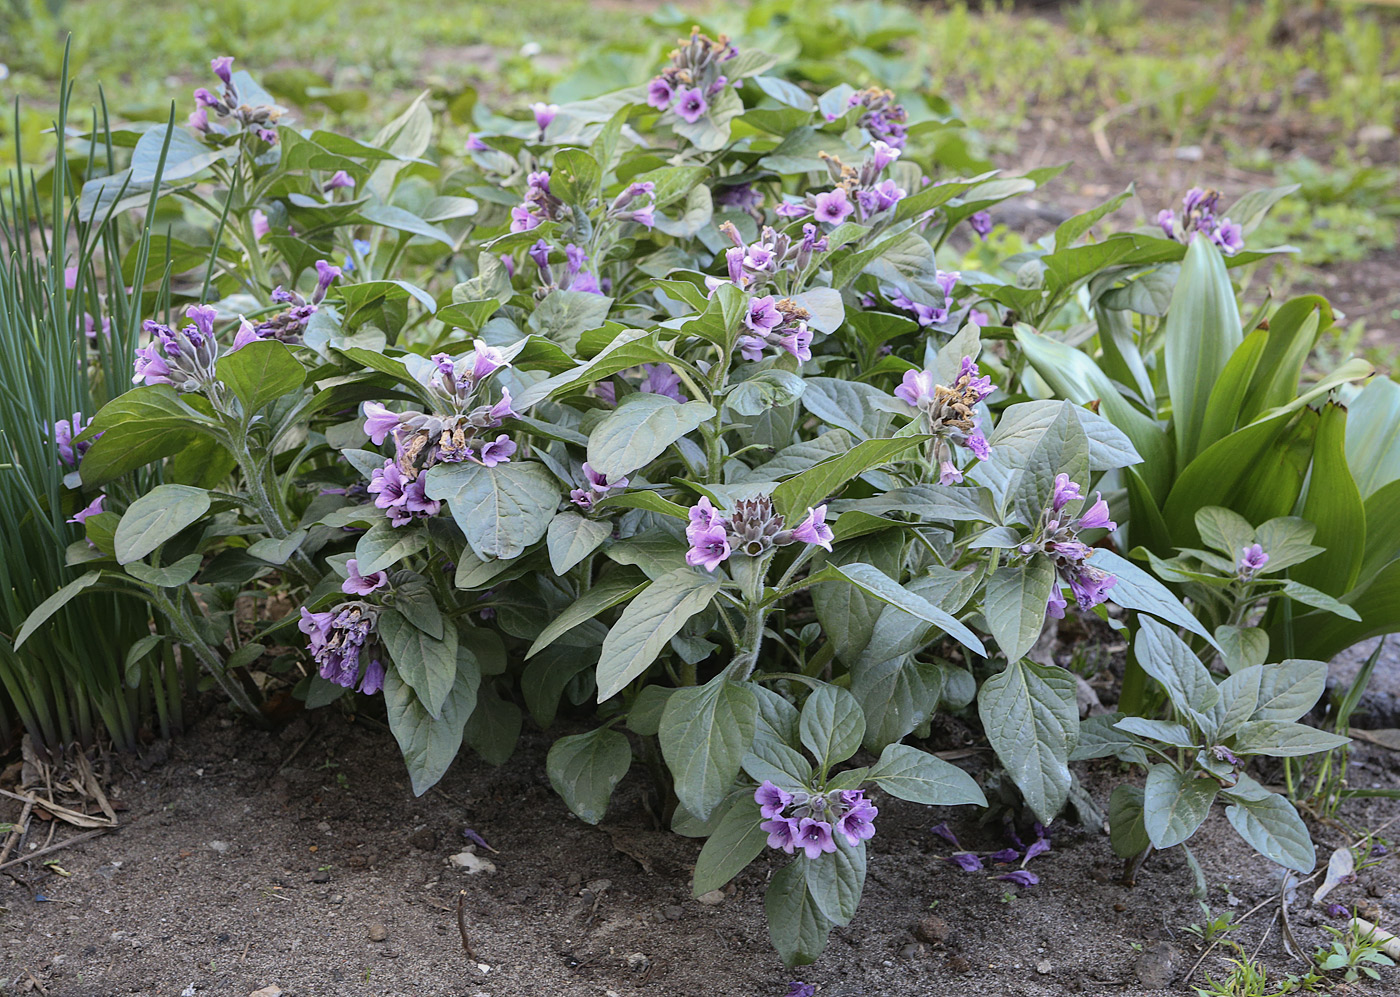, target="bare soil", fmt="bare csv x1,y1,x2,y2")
1,700,1397,997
